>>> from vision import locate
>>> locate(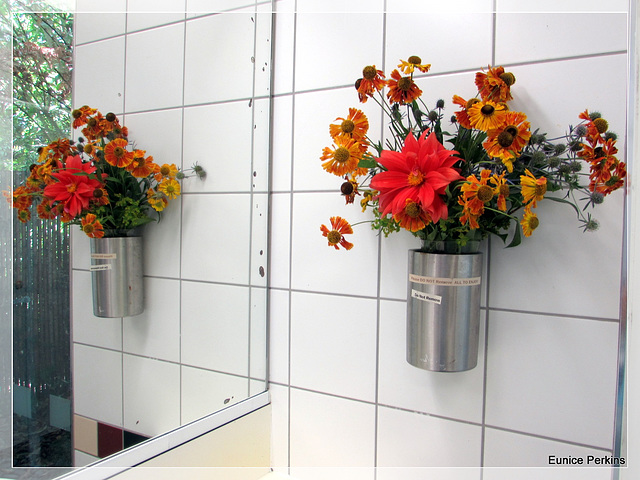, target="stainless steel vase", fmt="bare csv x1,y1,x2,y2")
90,235,144,318
406,249,482,372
